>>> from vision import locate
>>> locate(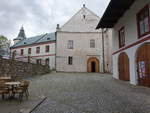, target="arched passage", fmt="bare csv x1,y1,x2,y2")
87,57,100,73
118,52,130,81
137,43,150,87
